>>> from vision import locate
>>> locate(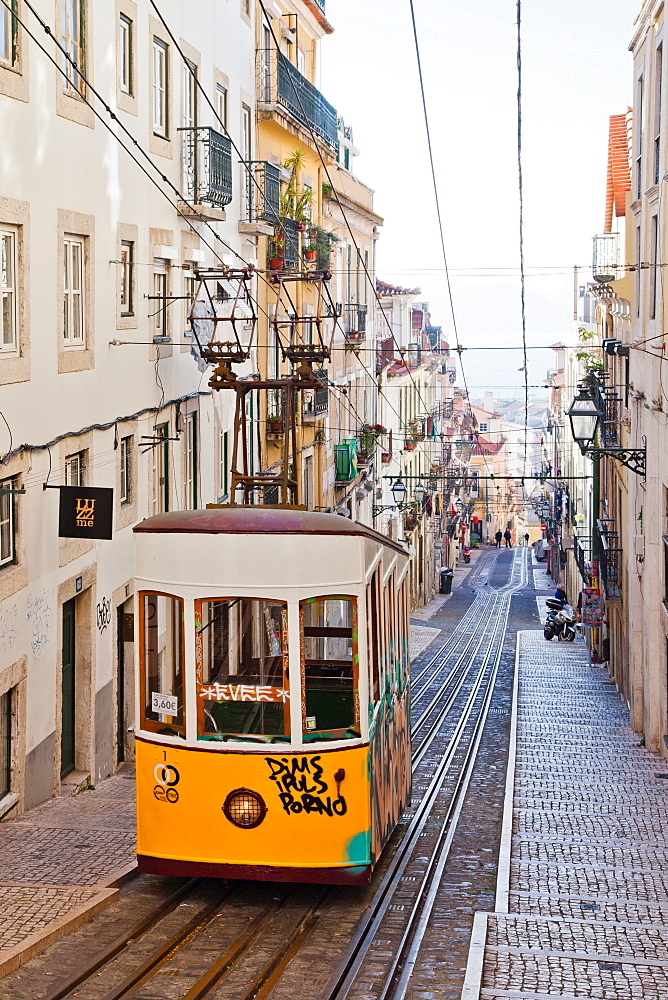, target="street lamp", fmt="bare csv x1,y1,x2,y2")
391,477,407,506
566,388,603,454
566,379,646,476
414,482,427,505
